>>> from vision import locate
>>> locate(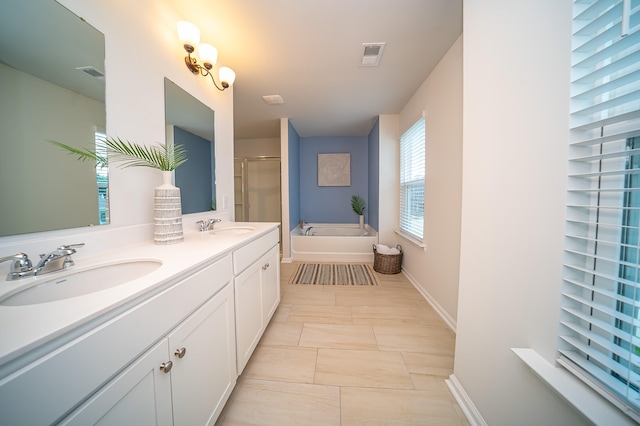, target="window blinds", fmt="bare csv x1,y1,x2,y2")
399,117,425,240
560,0,640,418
